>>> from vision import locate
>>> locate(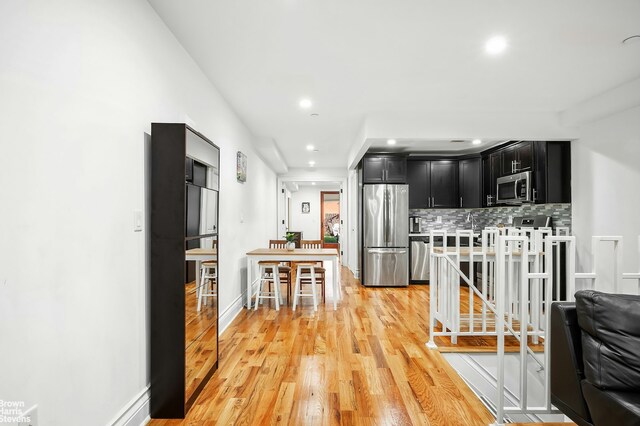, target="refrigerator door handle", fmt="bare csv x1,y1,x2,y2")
368,249,407,254
384,186,390,246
